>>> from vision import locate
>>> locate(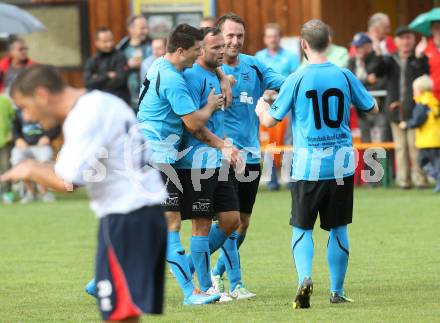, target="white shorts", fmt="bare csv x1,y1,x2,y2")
10,145,53,165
